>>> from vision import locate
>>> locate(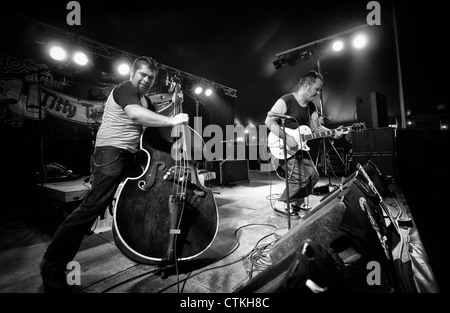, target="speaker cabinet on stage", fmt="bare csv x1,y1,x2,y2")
351,127,396,178
269,197,346,264
247,192,353,293
352,127,395,153
351,153,396,178
205,159,249,186
260,177,398,293
356,92,388,129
